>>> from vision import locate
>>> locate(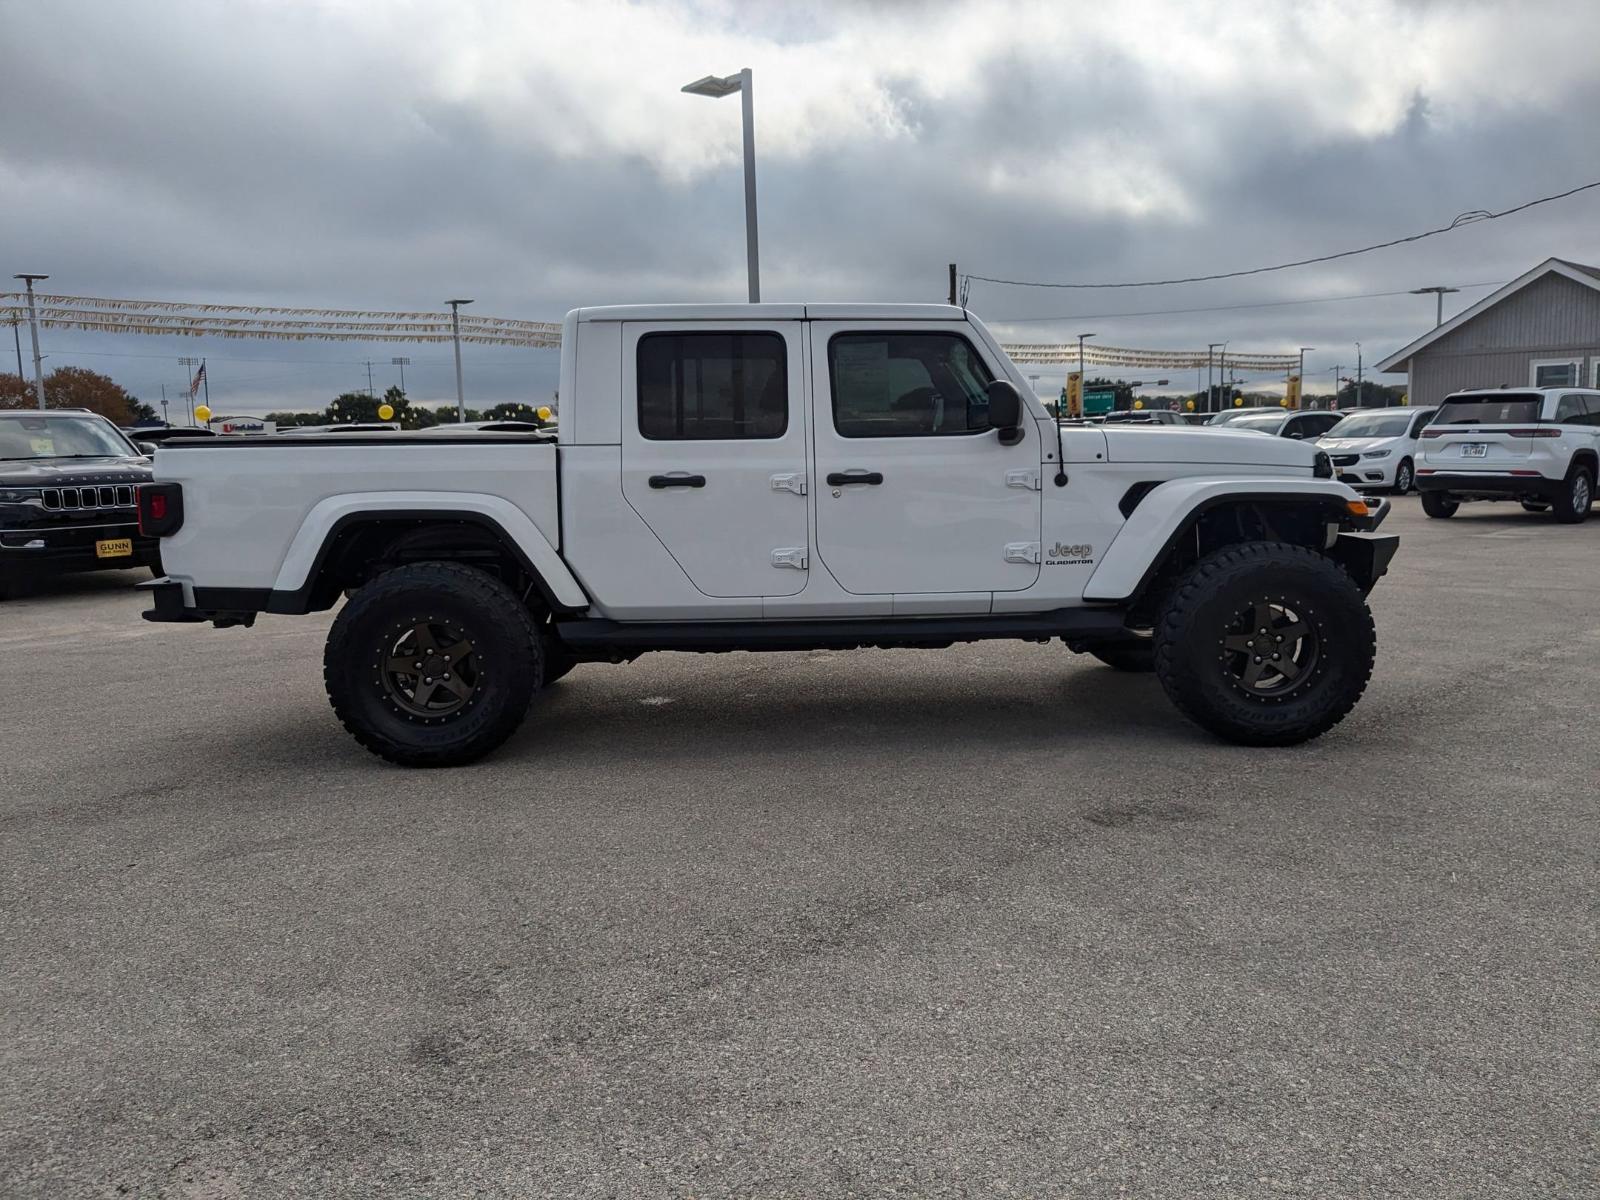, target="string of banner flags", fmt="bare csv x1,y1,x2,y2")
2,290,1301,376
